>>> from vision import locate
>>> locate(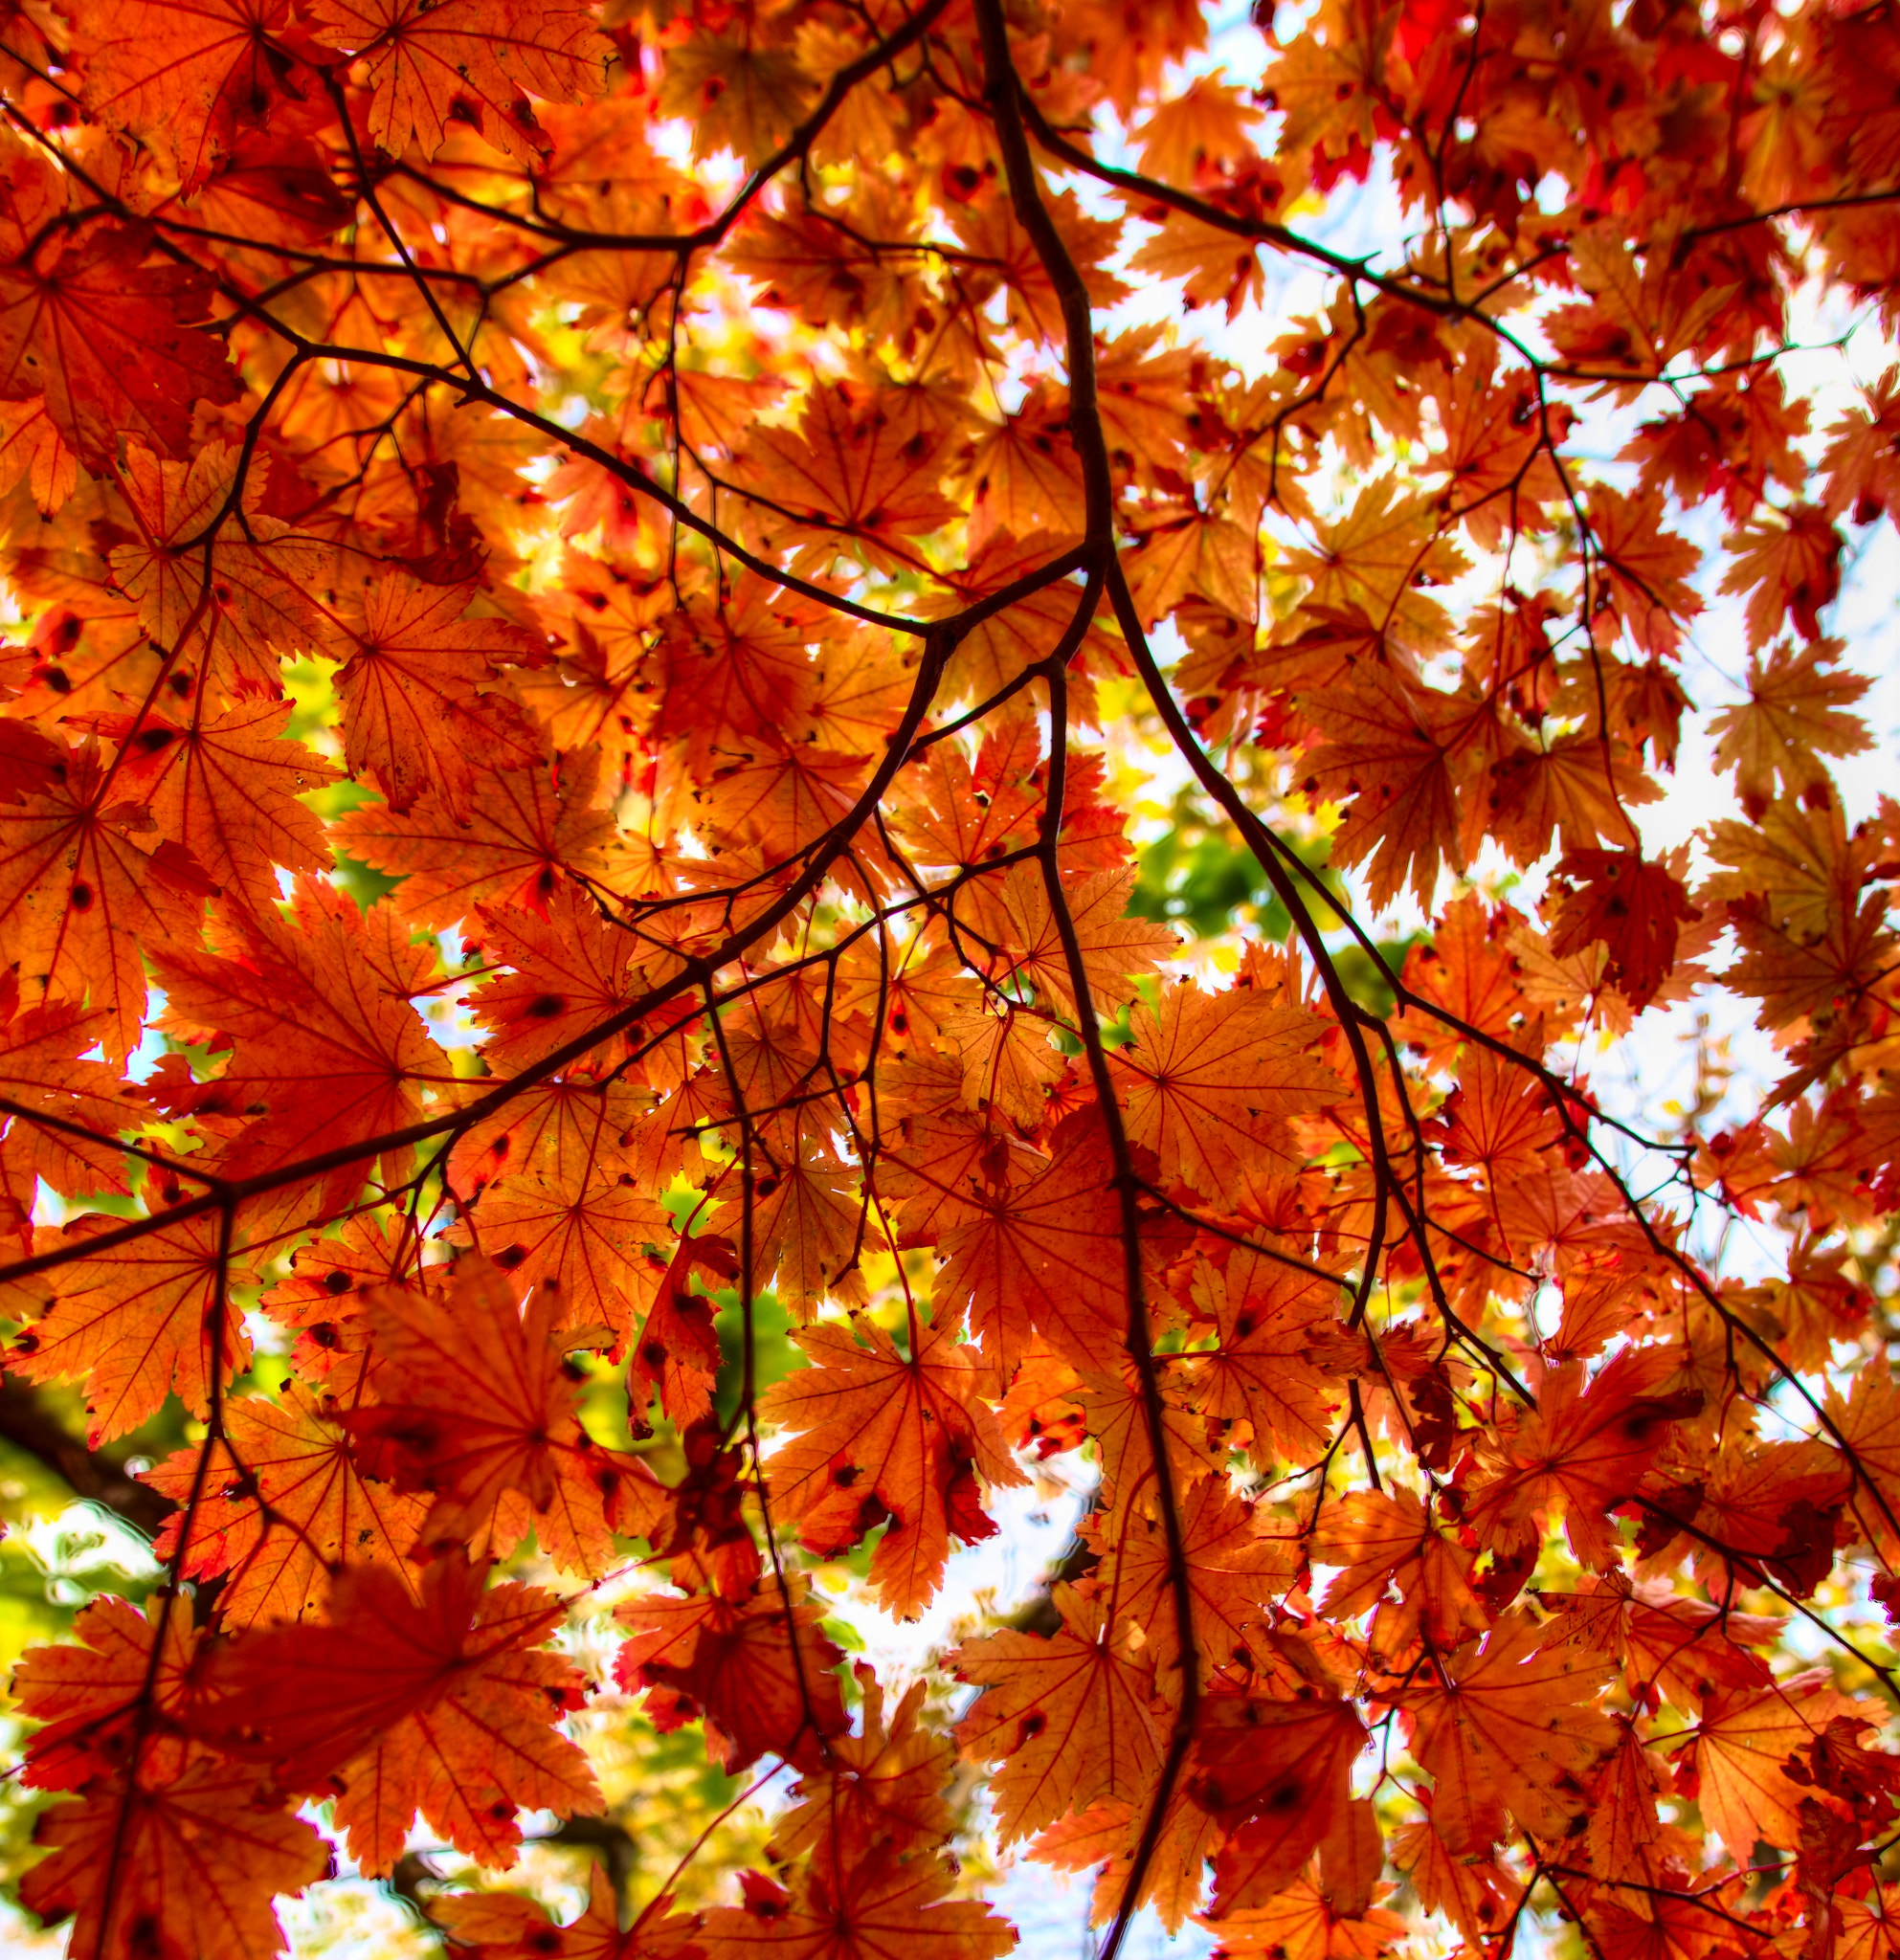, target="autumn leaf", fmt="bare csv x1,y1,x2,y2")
338,751,616,931
331,574,548,817
1393,1609,1616,1852
697,1850,1017,1960
1585,486,1704,659
11,1206,254,1444
761,1316,1022,1618
85,699,340,912
0,150,239,468
1684,1673,1868,1860
1095,1473,1302,1682
12,1596,202,1791
1182,1253,1348,1468
107,442,337,694
432,1865,704,1960
1196,1689,1369,1913
1298,668,1474,909
1461,1347,1700,1570
950,1583,1164,1844
143,1384,428,1628
0,739,216,1066
70,0,311,193
1546,848,1700,1011
1709,639,1872,818
344,1259,665,1576
150,879,444,1212
19,1755,329,1960
1112,982,1341,1192
1721,502,1844,651
737,379,960,577
196,1556,602,1875
615,1574,848,1774
1310,1486,1487,1654
773,1666,958,1865
447,1075,676,1347
305,0,609,163
991,864,1177,1020
658,33,817,165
